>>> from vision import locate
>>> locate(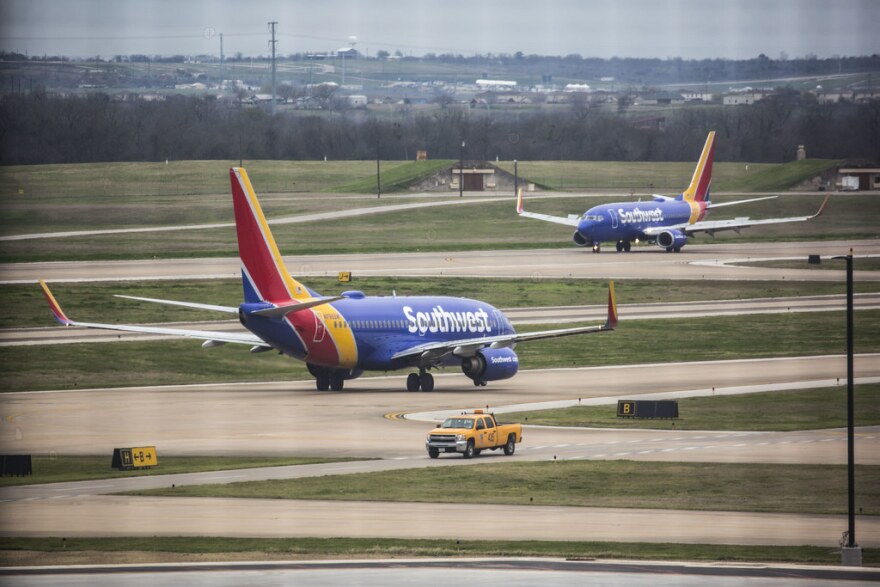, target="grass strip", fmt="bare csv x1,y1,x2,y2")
0,537,875,567
3,310,878,393
128,461,880,516
0,456,364,488
2,192,870,263
13,276,880,330
504,384,880,431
